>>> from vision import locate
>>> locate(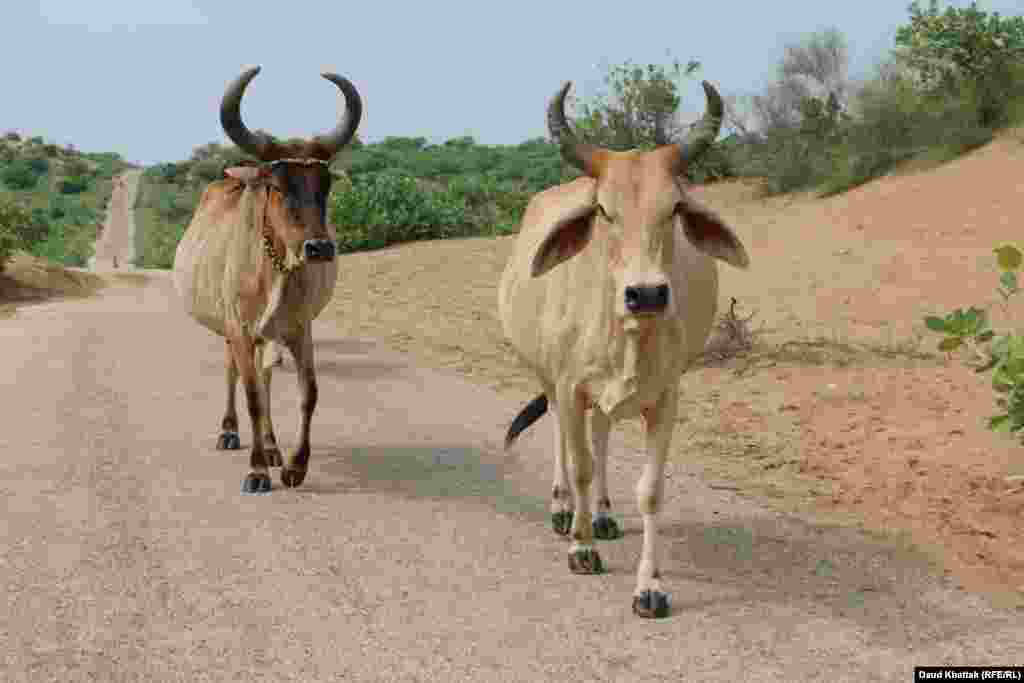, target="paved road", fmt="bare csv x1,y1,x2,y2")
1,273,1022,682
88,169,141,271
